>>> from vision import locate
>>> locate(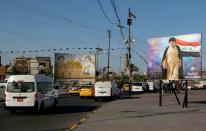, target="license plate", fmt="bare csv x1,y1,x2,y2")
17,98,23,102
